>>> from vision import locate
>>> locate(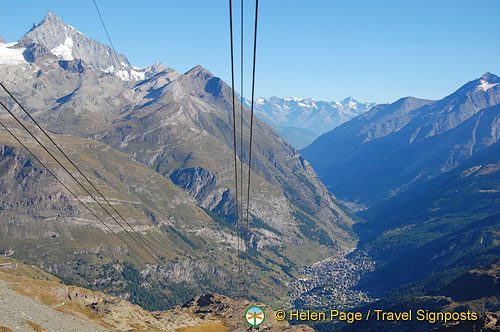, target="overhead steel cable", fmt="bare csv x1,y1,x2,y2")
0,85,161,265
229,3,247,330
0,108,151,264
244,0,258,279
89,1,164,262
92,0,135,101
228,0,242,290
0,82,161,264
237,2,245,328
239,0,245,278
